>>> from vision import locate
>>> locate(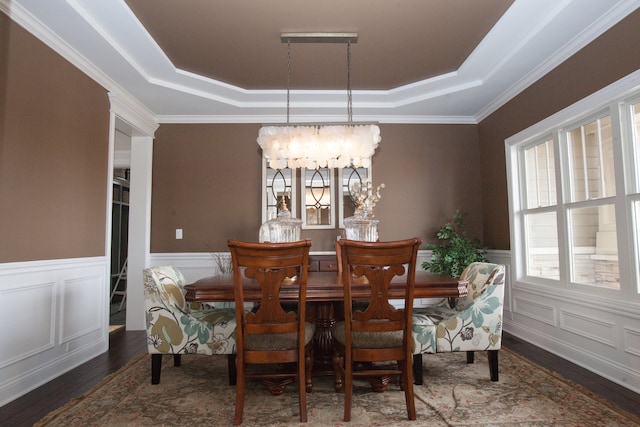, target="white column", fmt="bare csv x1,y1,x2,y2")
126,136,153,330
